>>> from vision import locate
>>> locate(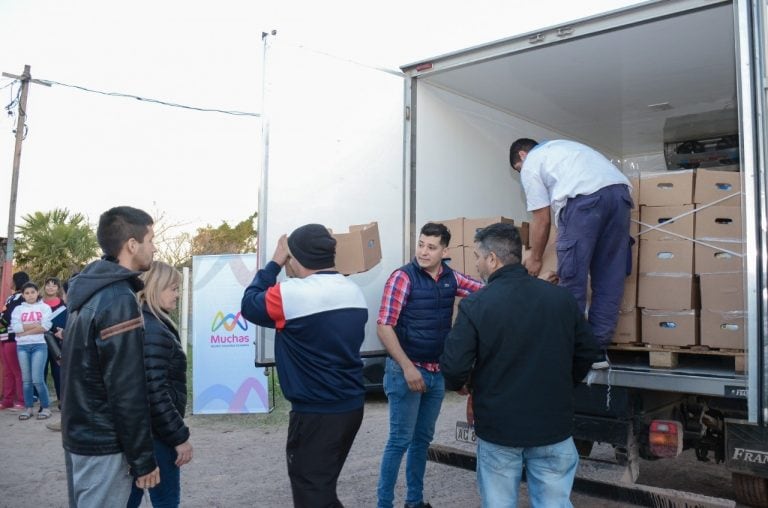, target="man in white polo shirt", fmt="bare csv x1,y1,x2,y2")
510,138,632,357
